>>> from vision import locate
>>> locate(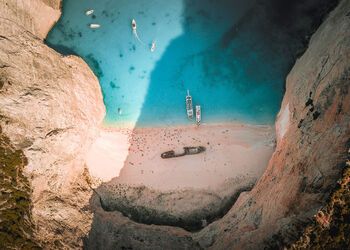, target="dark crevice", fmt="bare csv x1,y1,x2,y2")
96,184,254,232
312,111,321,120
